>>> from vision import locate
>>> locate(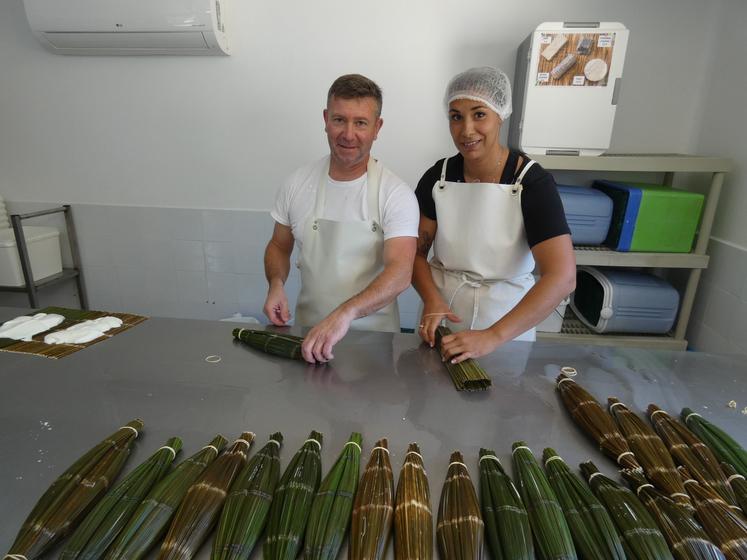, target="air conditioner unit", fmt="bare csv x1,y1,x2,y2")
23,0,231,55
